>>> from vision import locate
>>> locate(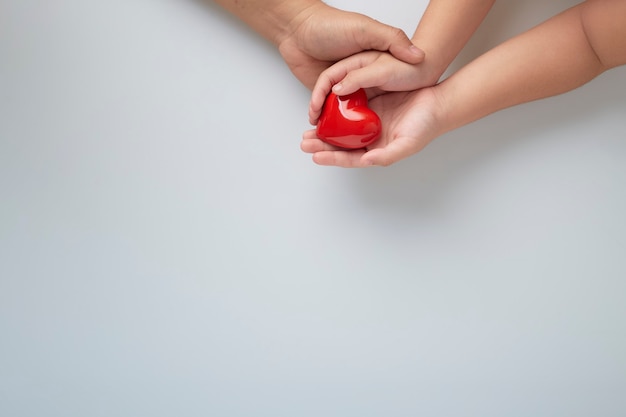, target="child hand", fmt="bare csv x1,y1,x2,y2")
302,86,447,168
309,51,439,125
